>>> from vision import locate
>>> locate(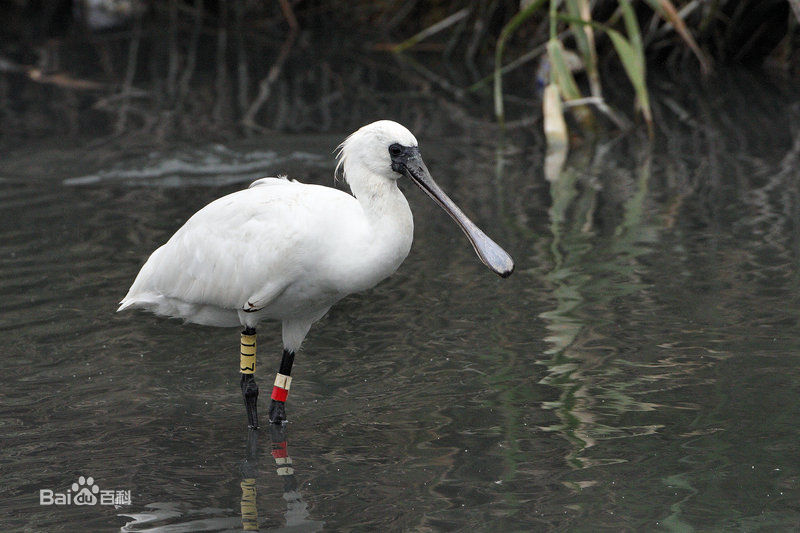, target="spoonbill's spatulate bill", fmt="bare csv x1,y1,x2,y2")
118,120,514,428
